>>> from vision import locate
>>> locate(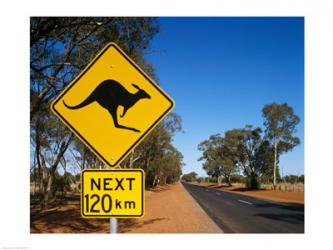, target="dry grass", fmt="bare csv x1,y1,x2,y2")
194,181,304,192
